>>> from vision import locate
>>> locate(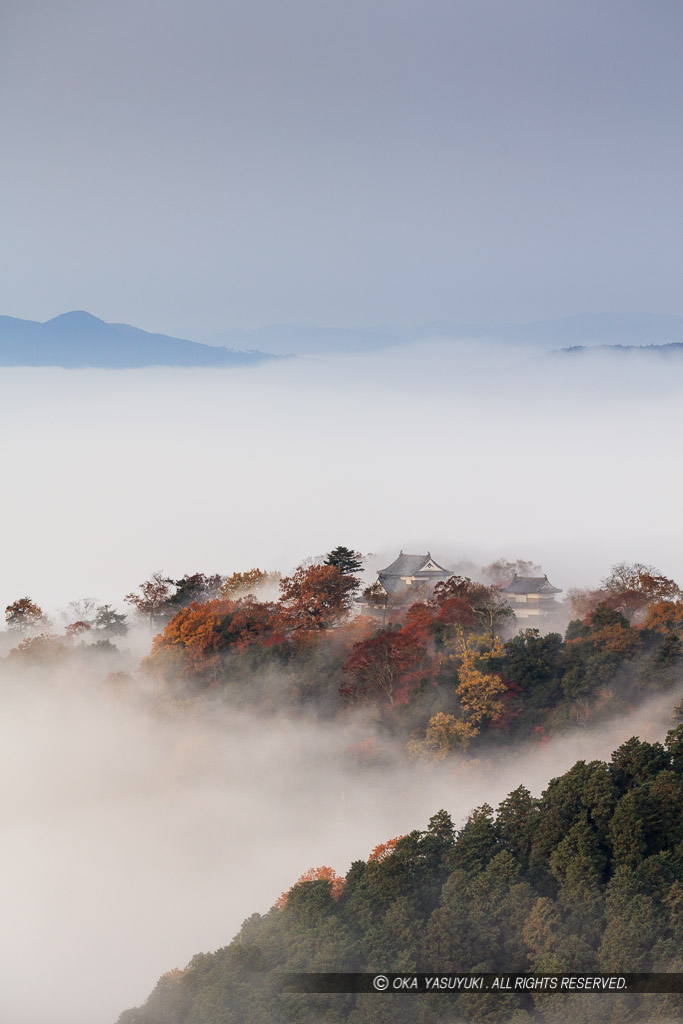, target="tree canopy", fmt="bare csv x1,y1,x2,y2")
117,728,683,1024
325,545,363,578
5,596,47,632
